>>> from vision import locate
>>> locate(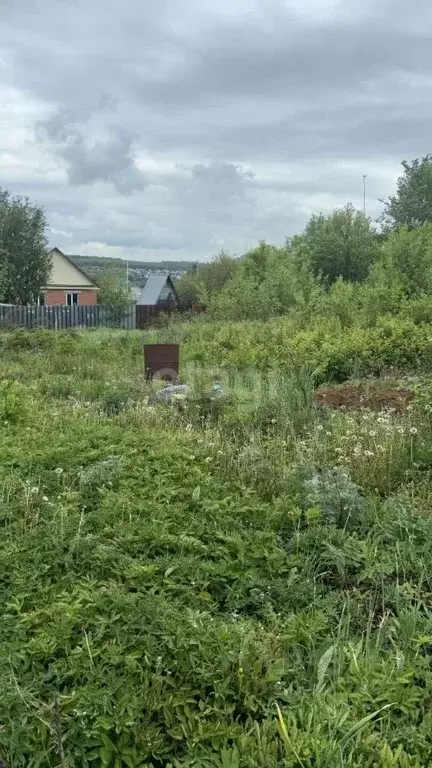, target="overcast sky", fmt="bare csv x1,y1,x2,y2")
1,0,431,262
